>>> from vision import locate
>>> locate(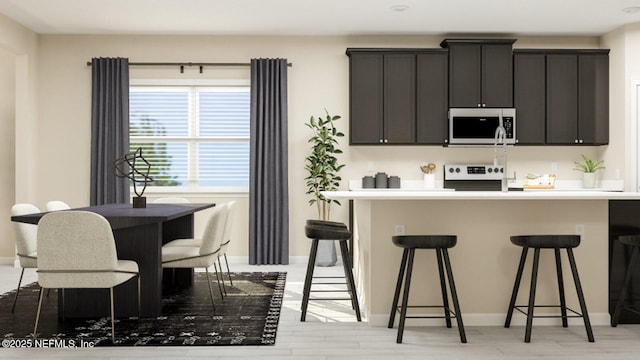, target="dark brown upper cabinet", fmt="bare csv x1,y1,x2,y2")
441,39,516,108
514,53,546,144
514,49,609,146
346,48,448,145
